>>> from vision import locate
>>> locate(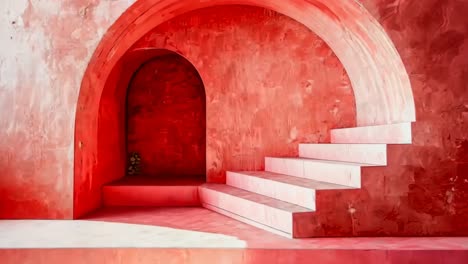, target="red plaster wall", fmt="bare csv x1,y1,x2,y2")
297,0,468,236
126,55,206,179
130,6,355,183
374,0,468,236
